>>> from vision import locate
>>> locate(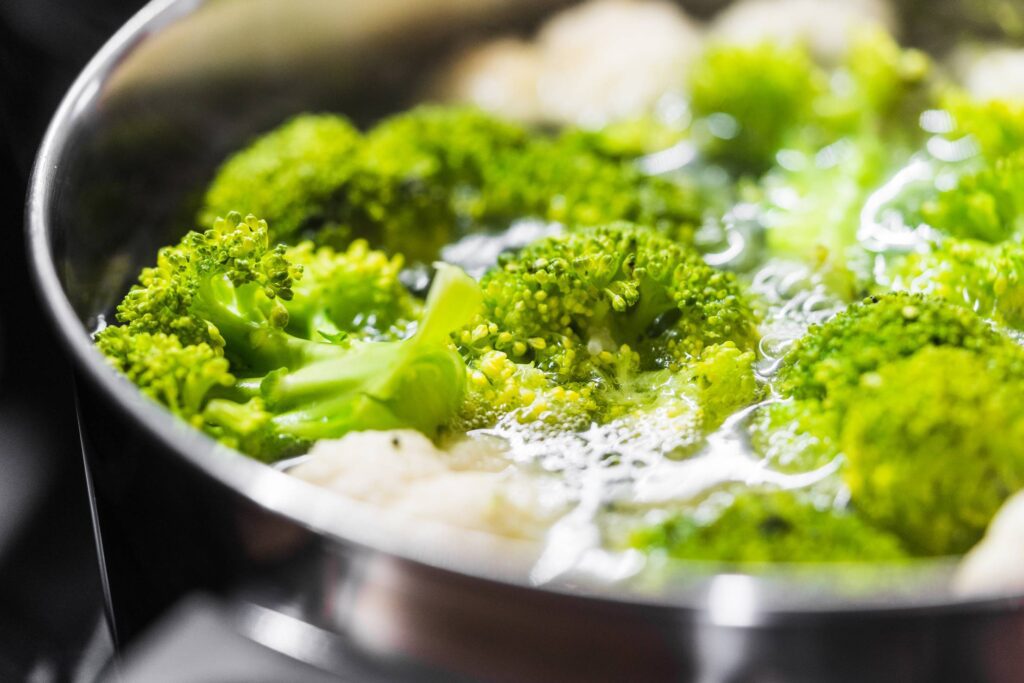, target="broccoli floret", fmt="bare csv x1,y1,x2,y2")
940,95,1024,161
893,237,1024,329
480,137,701,244
350,106,702,250
689,42,824,174
558,115,690,160
282,239,419,342
112,213,302,359
630,489,907,563
236,261,480,443
841,346,1024,555
201,106,703,262
920,150,1024,243
95,327,234,427
99,212,481,460
467,223,758,382
826,28,933,137
199,114,361,243
455,349,600,430
776,292,1011,406
339,105,529,260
